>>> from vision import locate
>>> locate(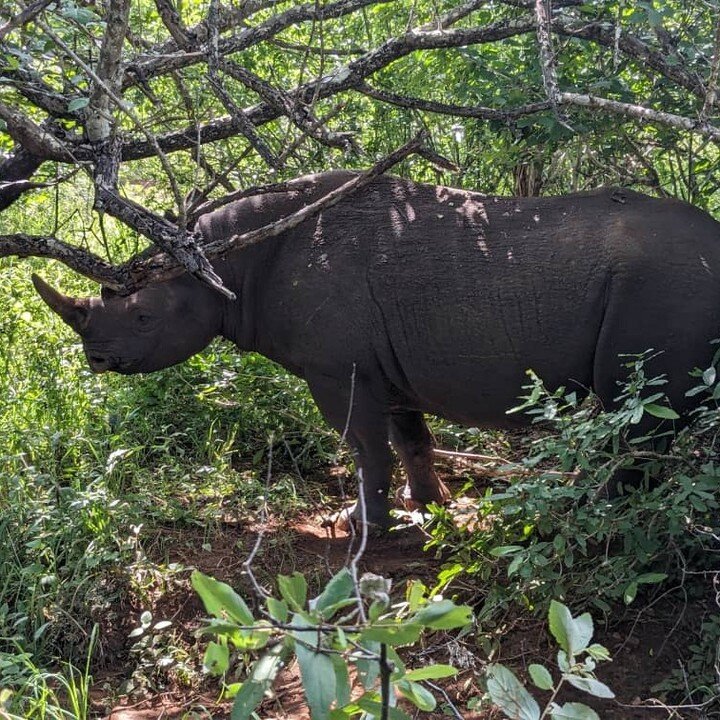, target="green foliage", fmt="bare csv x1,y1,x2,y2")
427,351,720,624
485,601,613,720
0,258,340,713
0,626,96,720
192,569,471,719
652,613,720,705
